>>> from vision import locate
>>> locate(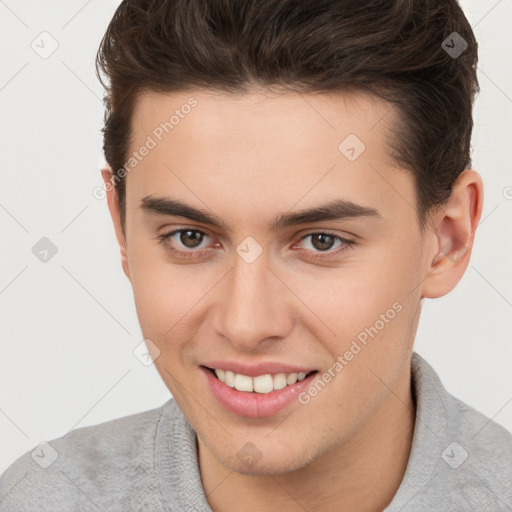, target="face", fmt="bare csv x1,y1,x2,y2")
117,88,431,475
